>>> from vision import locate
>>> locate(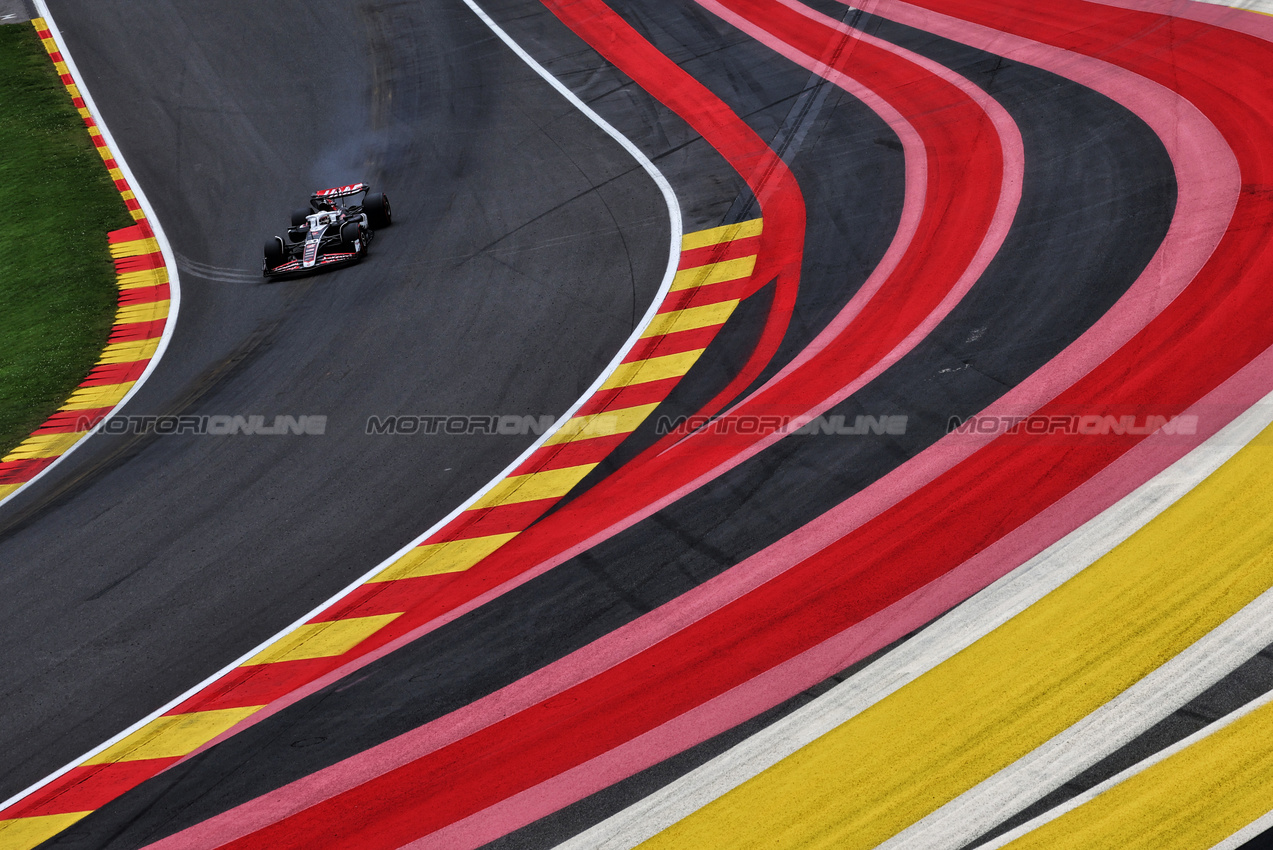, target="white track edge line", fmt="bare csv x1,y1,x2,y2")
982,685,1273,848
556,392,1273,850
0,0,183,513
885,576,1273,848
1212,806,1273,849
0,0,681,816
